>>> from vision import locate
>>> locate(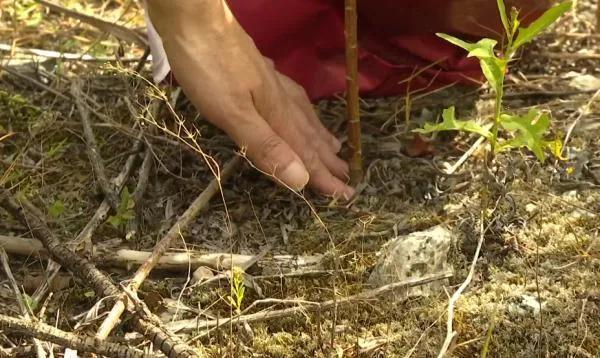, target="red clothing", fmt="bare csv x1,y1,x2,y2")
147,1,551,100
